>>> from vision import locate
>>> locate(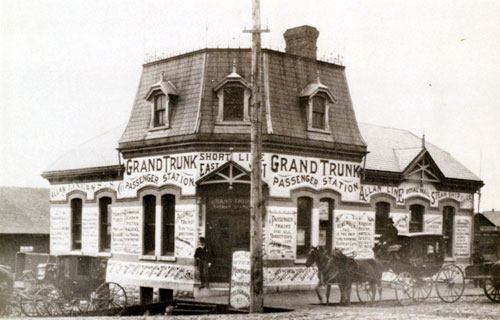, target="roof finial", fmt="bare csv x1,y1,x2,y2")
316,70,321,84
422,132,426,148
232,59,237,74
